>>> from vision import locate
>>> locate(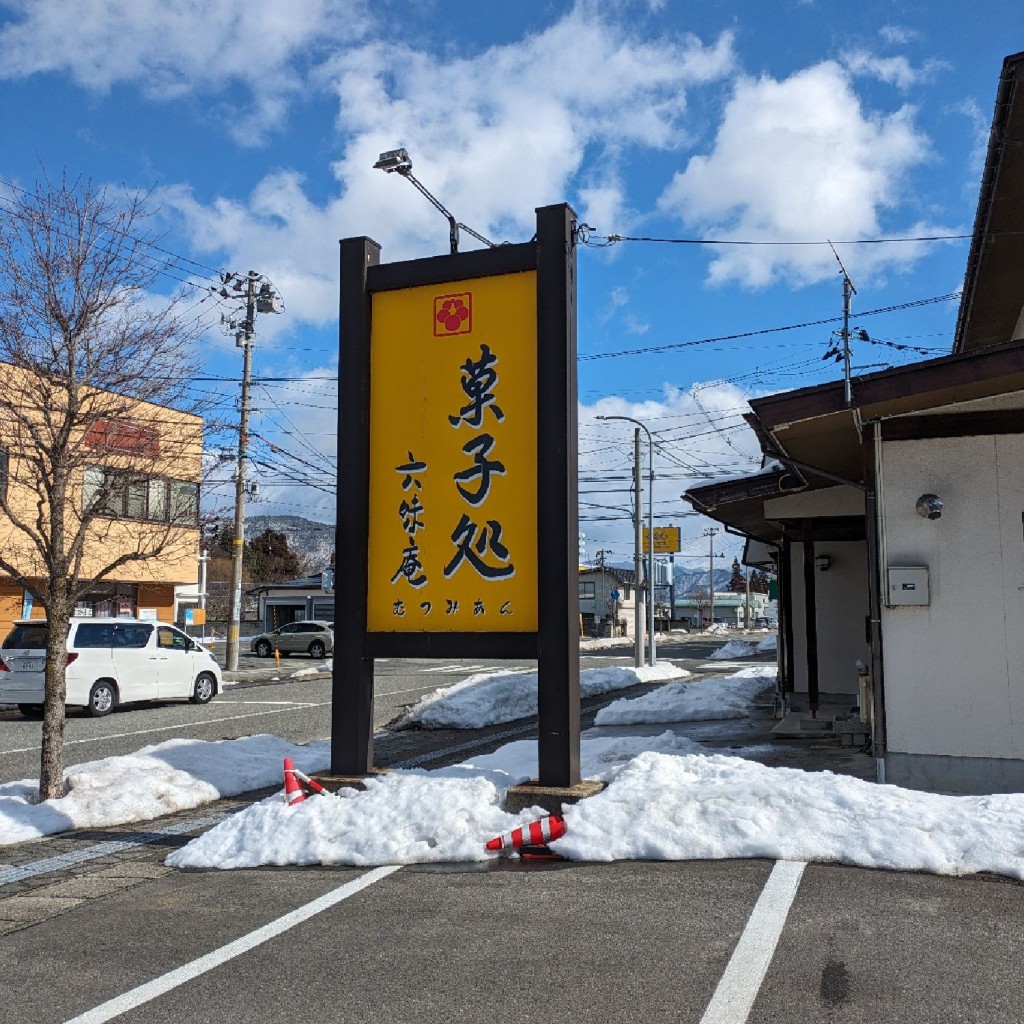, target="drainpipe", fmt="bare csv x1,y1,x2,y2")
864,422,887,783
